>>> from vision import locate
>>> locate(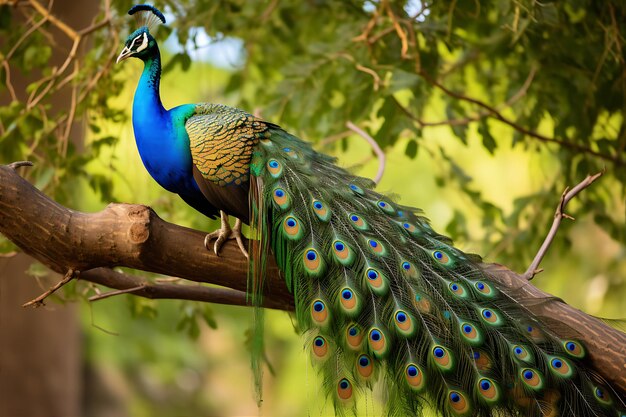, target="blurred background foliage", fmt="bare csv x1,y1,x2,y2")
0,0,624,415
